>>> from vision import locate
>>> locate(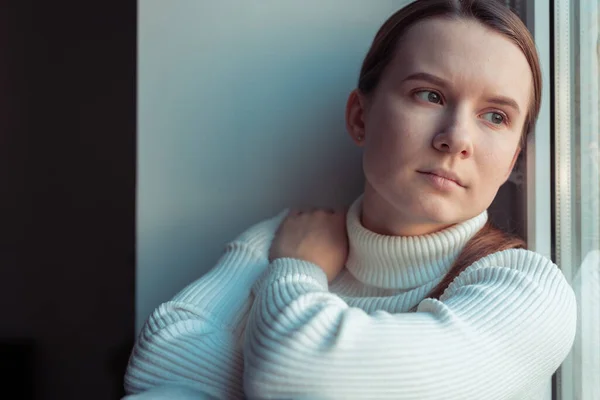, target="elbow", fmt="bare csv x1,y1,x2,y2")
123,347,151,395
550,286,577,368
